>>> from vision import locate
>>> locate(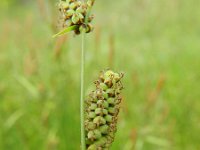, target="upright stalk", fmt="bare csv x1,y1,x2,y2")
80,32,86,150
